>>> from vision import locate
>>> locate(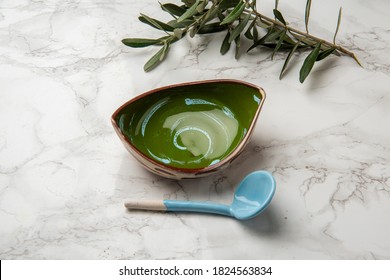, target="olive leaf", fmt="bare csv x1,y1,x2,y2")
122,38,161,48
177,0,201,22
244,27,253,40
244,17,257,40
220,0,245,25
229,13,251,43
139,14,174,32
167,18,194,28
279,40,301,79
220,0,240,10
333,7,342,44
299,42,321,83
189,23,200,37
220,31,231,55
273,9,286,25
247,27,278,52
198,22,227,34
305,0,312,33
252,23,259,41
271,29,287,59
316,48,336,61
144,42,170,72
161,3,186,17
205,5,221,23
235,35,241,59
266,29,283,42
262,42,294,49
196,1,207,13
280,33,298,45
196,5,219,33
